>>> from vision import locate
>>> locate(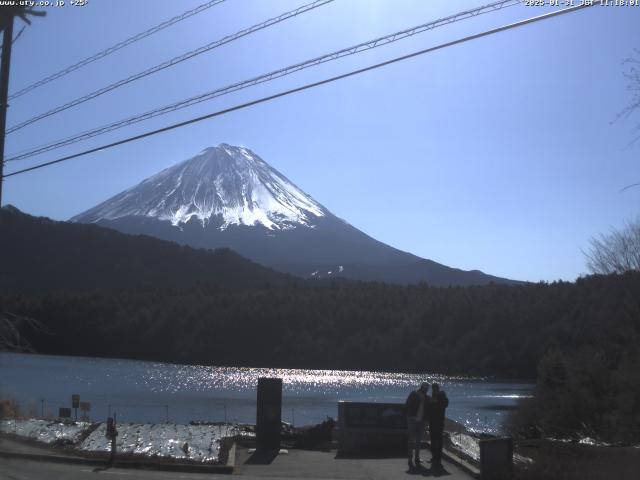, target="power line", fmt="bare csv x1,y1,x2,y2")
2,3,596,180
619,182,640,193
0,25,26,50
0,7,46,208
7,0,227,100
5,0,336,135
6,0,524,163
